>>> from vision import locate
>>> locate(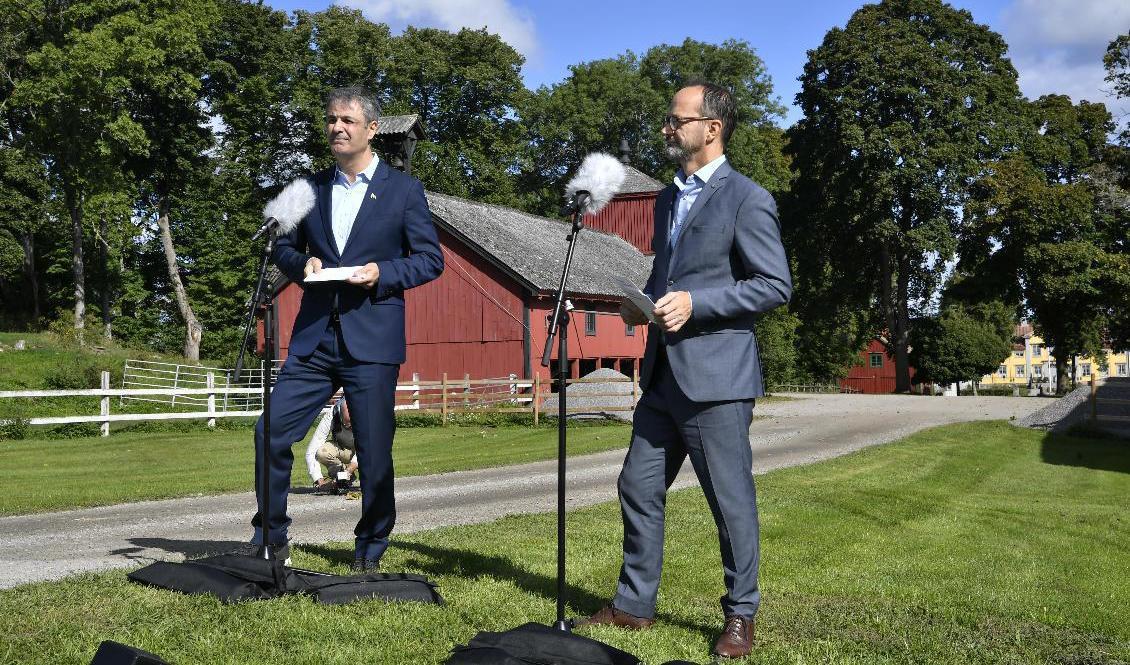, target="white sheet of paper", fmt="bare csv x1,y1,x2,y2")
612,275,658,324
303,266,364,283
